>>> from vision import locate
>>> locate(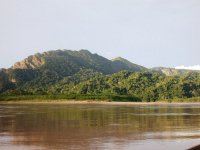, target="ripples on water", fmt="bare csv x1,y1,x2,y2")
0,104,200,150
